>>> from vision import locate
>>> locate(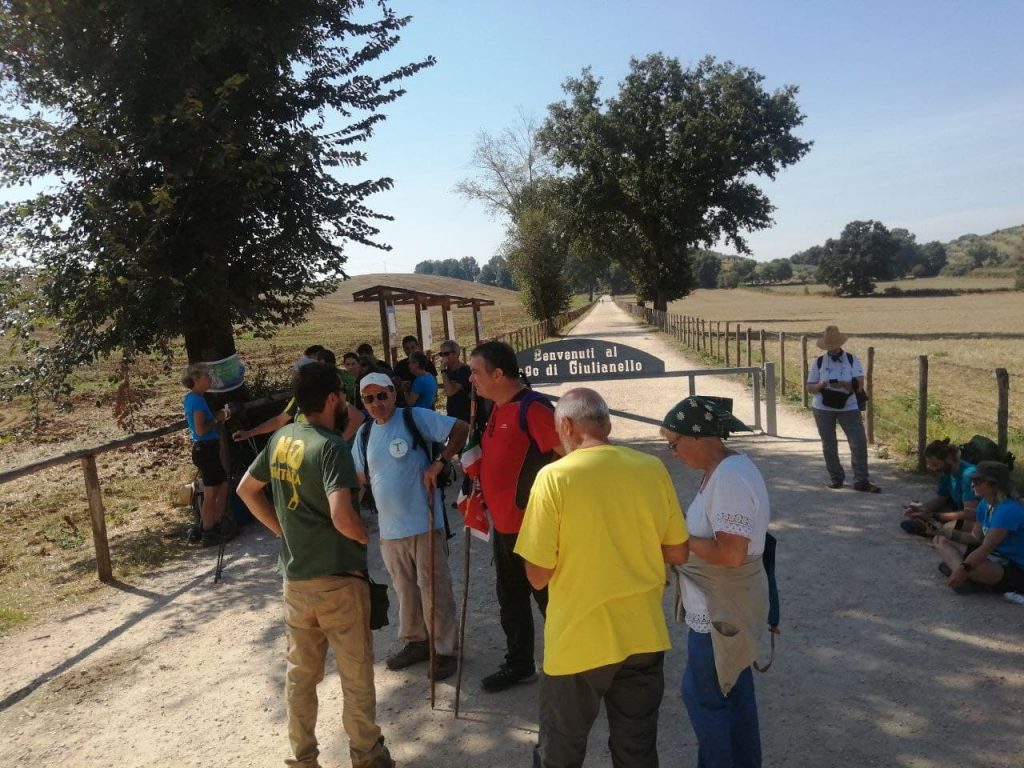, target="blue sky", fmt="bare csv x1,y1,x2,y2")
341,0,1024,275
